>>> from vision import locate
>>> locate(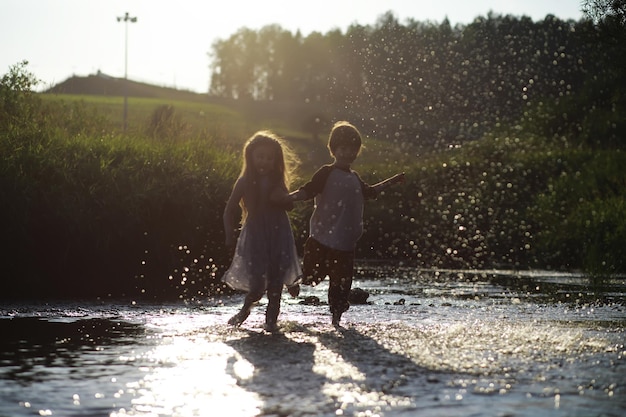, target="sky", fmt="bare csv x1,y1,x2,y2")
1,0,586,93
